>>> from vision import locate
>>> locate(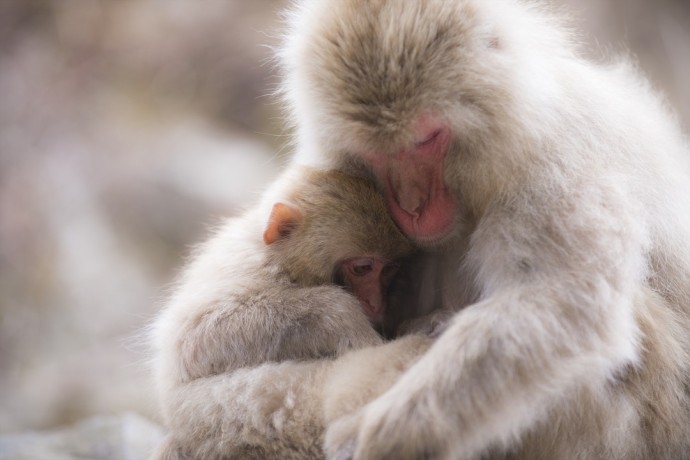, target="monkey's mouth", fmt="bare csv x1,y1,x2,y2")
385,168,456,245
